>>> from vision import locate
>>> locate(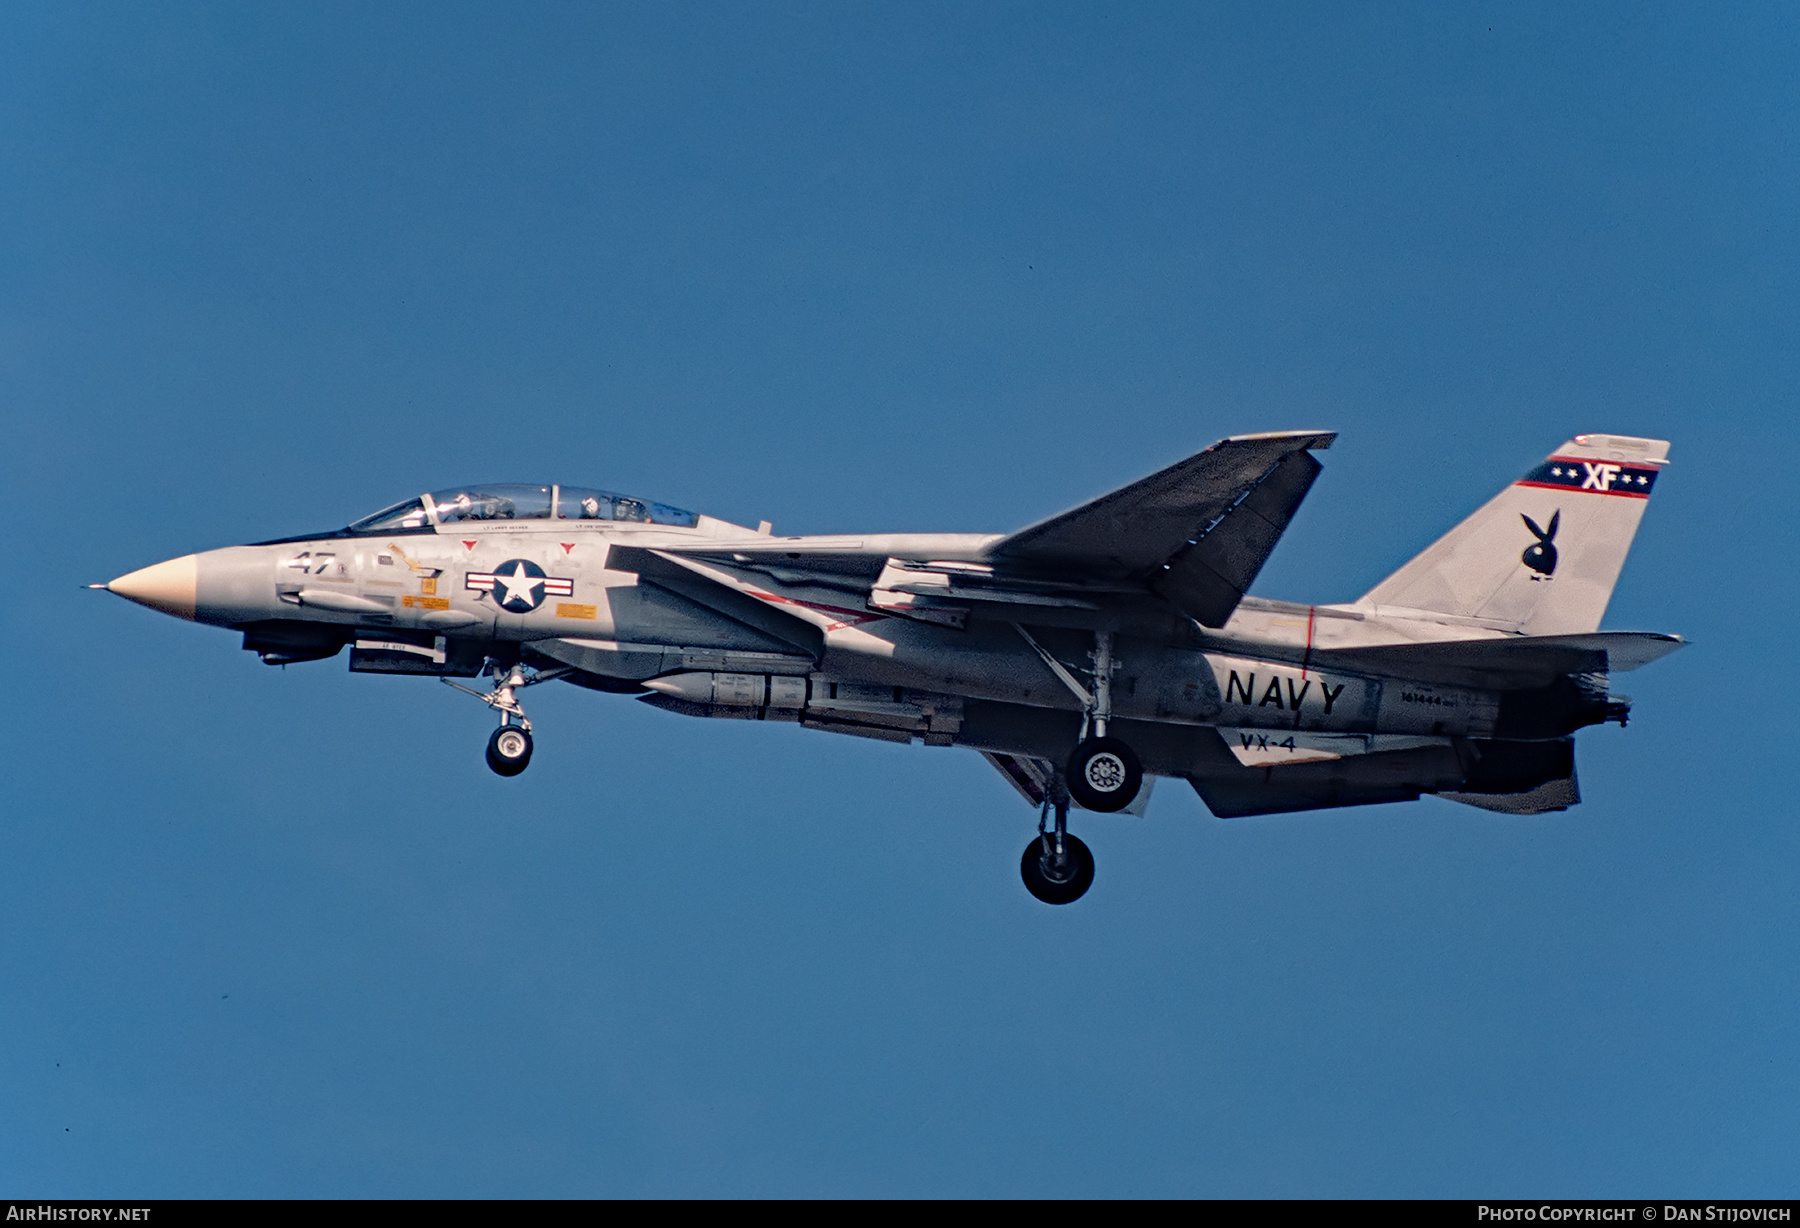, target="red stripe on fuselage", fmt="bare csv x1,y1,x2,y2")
744,585,888,630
